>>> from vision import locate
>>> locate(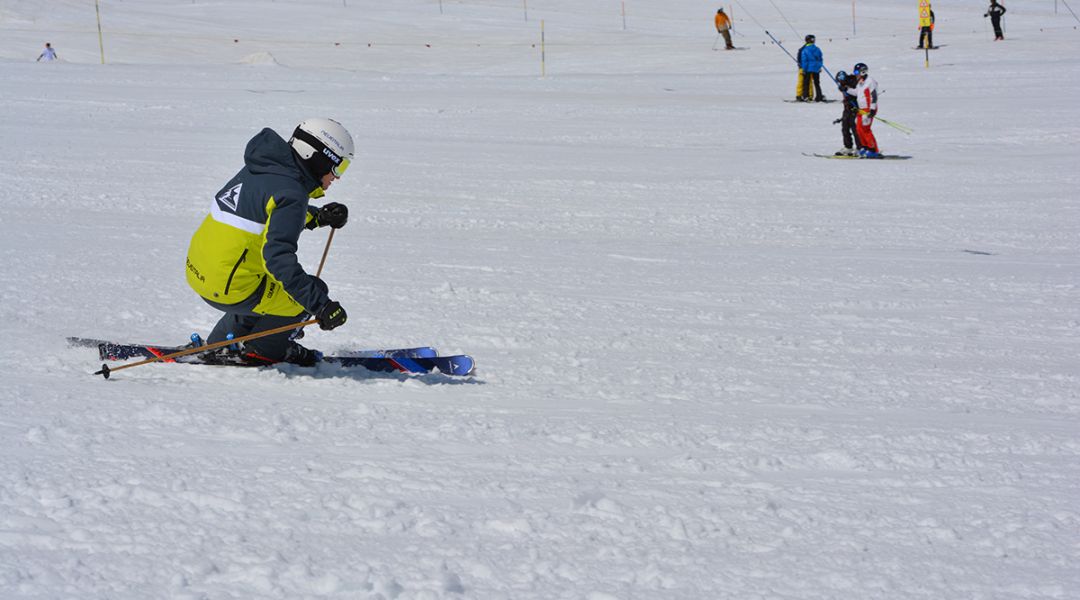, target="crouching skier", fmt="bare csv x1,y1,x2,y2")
185,118,353,366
